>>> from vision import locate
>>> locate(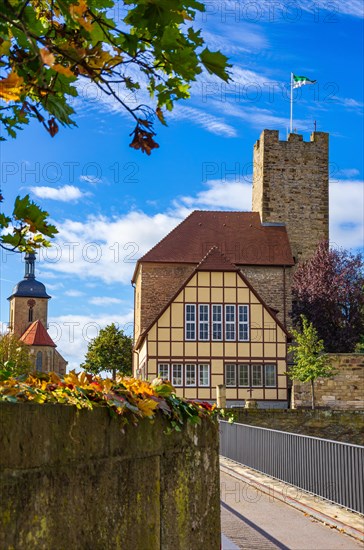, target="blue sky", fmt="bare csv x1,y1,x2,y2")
1,1,363,369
